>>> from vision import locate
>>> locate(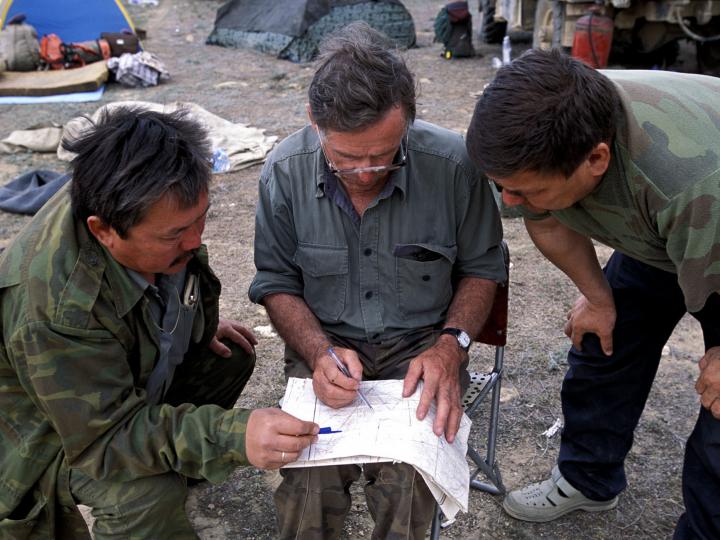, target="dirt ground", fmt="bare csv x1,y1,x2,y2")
0,1,709,538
